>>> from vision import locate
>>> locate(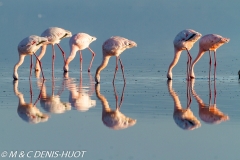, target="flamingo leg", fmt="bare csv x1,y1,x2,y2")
113,82,118,109
34,79,45,105
213,51,217,97
186,79,192,109
80,71,82,92
57,76,65,96
118,82,126,109
209,51,212,81
29,55,33,80
57,44,66,63
52,44,55,75
113,57,119,84
33,53,45,80
87,47,96,72
186,49,192,81
214,77,217,104
52,74,55,96
209,77,212,105
214,51,217,81
87,72,95,96
29,78,33,103
118,58,126,83
79,50,83,72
